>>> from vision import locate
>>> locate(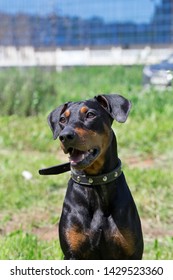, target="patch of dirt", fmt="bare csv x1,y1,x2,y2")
0,208,59,241
124,152,173,170
142,219,173,240
126,156,155,169
32,226,58,241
